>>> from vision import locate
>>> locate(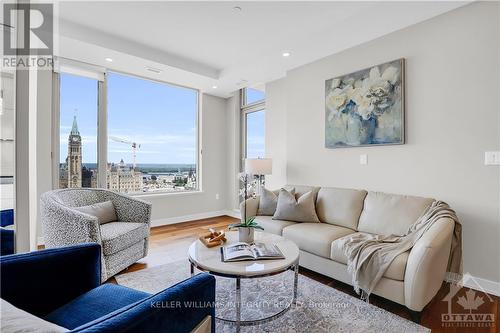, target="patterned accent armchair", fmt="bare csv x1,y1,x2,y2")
40,188,152,281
